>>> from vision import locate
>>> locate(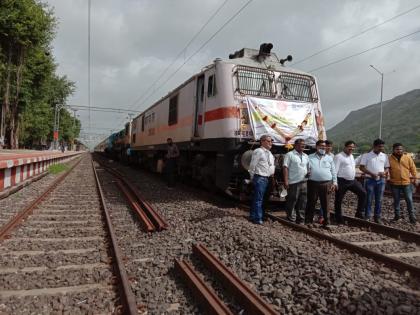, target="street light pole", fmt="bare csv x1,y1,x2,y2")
370,65,384,139
53,104,64,150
